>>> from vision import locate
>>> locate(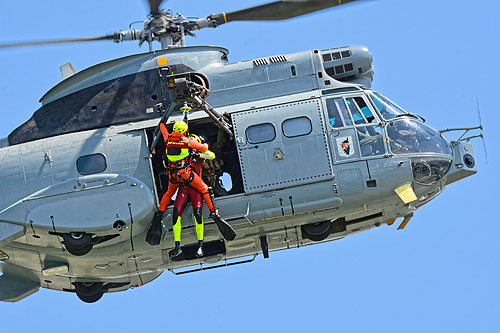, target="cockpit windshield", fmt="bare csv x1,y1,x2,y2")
368,91,406,120
386,119,453,156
